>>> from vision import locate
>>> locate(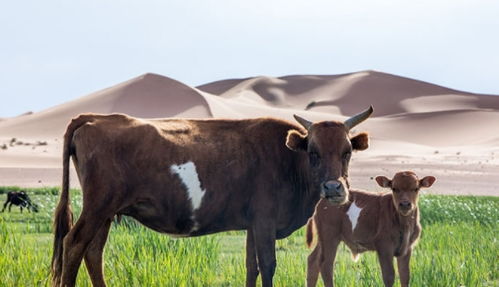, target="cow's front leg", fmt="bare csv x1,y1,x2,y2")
377,248,395,287
253,218,276,287
397,249,412,287
245,228,259,287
